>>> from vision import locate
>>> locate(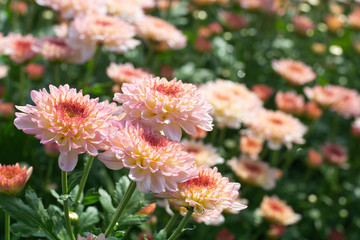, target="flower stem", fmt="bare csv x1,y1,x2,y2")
19,65,26,105
83,46,101,89
164,212,180,235
270,150,280,167
54,63,60,86
73,155,94,211
168,209,193,240
61,171,76,240
5,212,10,240
105,180,137,237
218,127,227,146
